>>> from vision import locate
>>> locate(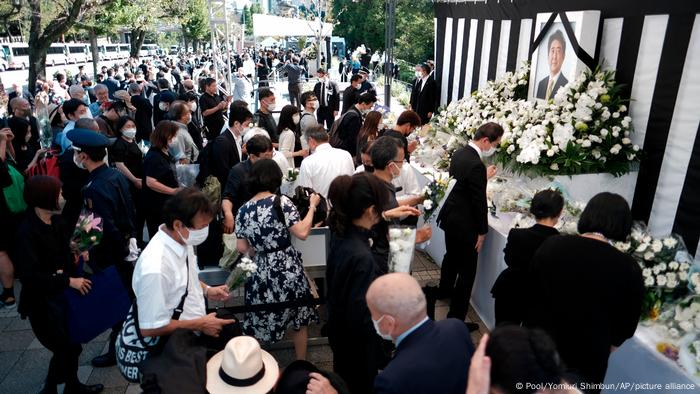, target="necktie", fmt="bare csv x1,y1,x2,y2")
545,78,554,100
321,83,326,107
